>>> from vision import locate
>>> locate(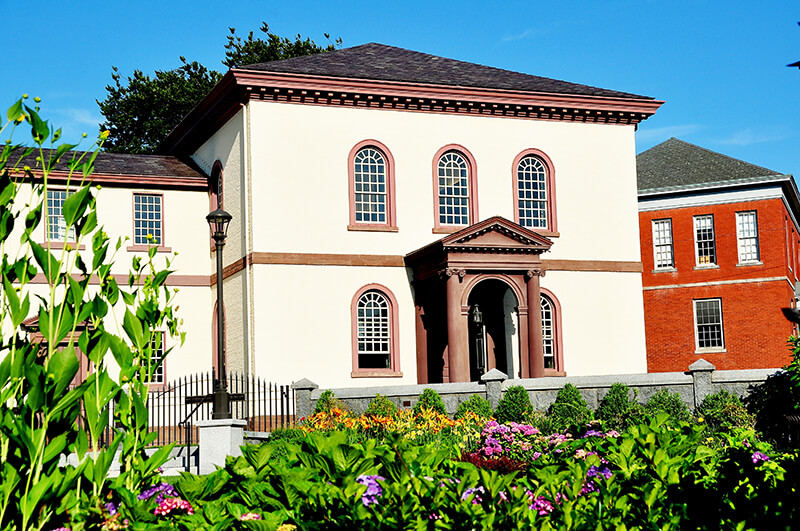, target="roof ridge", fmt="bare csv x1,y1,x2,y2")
641,137,778,176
